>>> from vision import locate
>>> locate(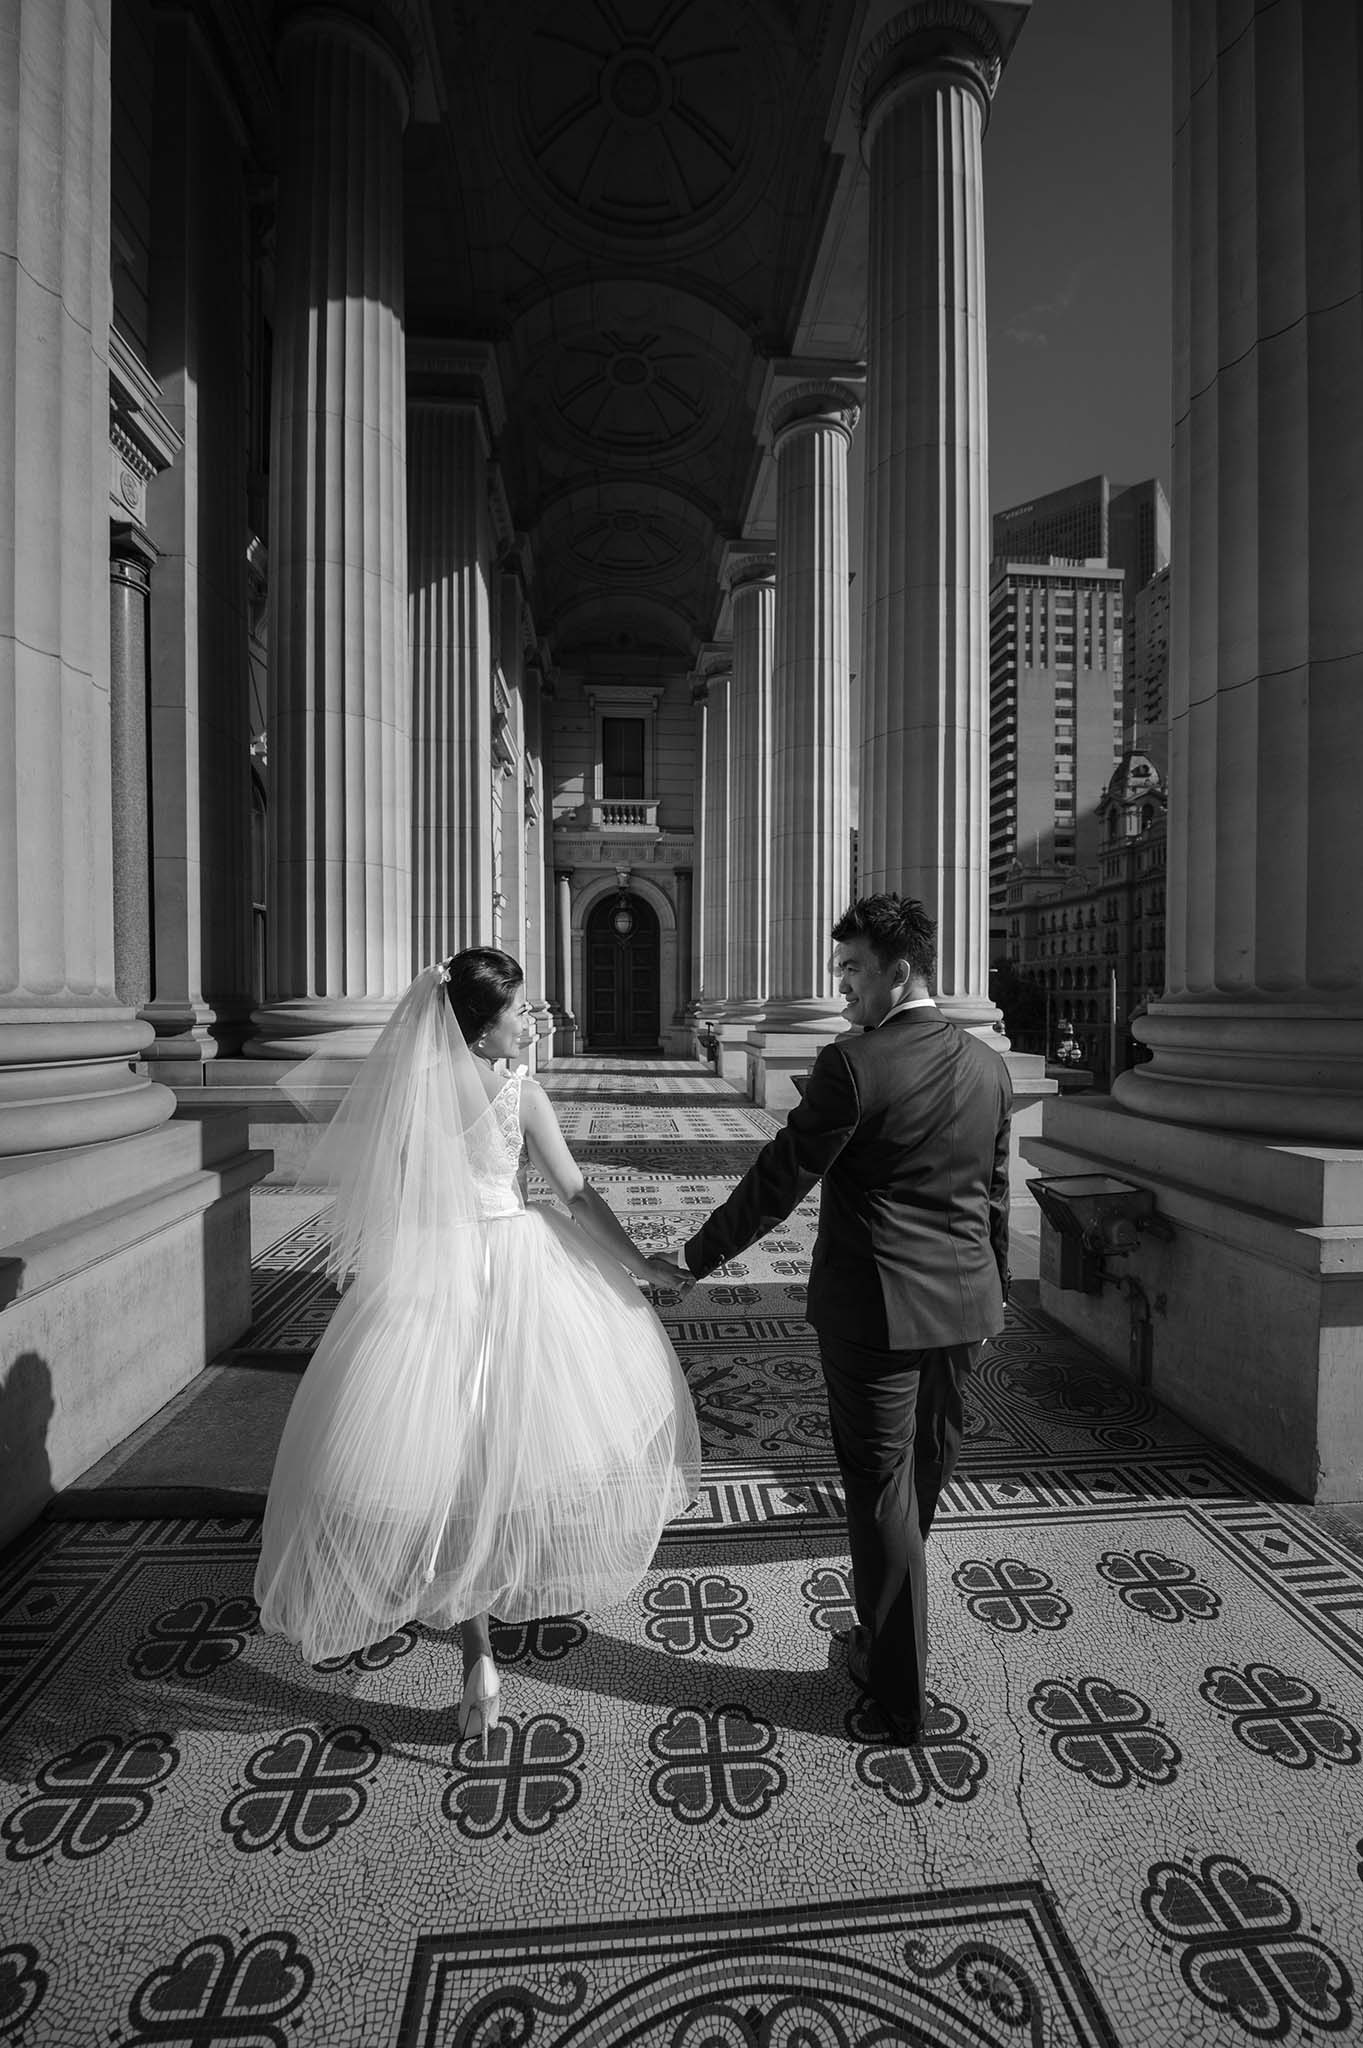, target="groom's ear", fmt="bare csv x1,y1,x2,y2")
893,956,913,993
